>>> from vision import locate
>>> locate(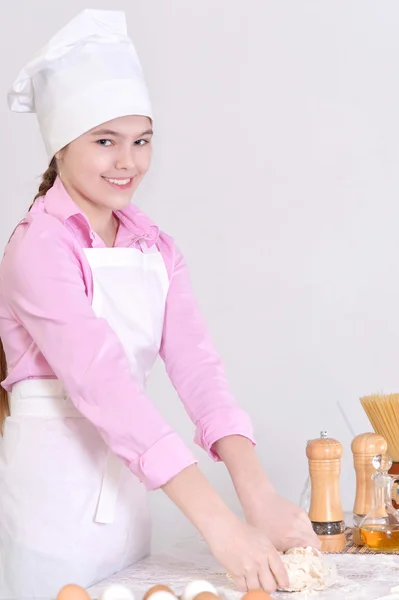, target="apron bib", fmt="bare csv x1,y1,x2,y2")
0,242,169,599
